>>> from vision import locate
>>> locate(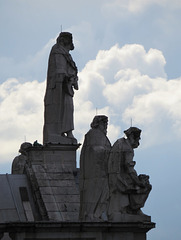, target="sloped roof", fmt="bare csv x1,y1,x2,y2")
0,174,39,223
